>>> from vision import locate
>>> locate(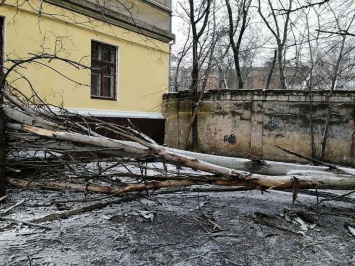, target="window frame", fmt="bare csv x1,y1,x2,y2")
91,40,118,100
